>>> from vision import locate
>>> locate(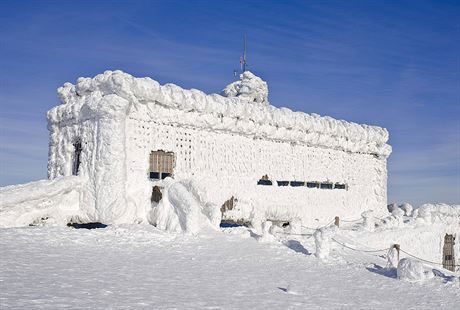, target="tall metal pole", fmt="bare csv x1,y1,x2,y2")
243,34,247,72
